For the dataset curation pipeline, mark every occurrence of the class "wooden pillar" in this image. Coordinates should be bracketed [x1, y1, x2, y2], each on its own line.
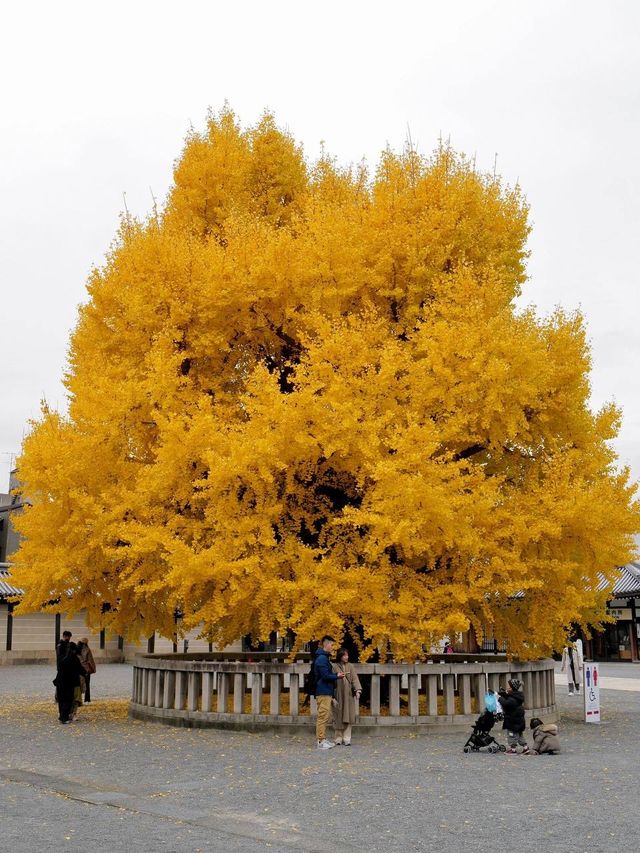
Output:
[251, 672, 263, 715]
[55, 613, 61, 646]
[289, 673, 300, 716]
[389, 675, 400, 716]
[629, 598, 639, 661]
[426, 674, 439, 716]
[269, 673, 282, 716]
[99, 628, 105, 650]
[370, 673, 381, 716]
[216, 672, 229, 712]
[201, 671, 214, 713]
[6, 602, 13, 651]
[443, 674, 455, 716]
[408, 674, 419, 716]
[163, 670, 176, 709]
[233, 673, 245, 714]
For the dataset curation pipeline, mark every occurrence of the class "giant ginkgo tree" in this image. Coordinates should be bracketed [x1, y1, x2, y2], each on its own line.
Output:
[11, 107, 639, 658]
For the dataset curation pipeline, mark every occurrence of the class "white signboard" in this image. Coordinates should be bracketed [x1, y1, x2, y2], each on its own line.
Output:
[583, 663, 600, 723]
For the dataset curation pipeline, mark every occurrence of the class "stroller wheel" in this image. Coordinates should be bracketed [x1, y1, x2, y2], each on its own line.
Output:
[463, 745, 473, 753]
[499, 744, 507, 752]
[489, 744, 498, 753]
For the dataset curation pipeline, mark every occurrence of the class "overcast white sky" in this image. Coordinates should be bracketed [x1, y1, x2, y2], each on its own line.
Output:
[1, 1, 639, 496]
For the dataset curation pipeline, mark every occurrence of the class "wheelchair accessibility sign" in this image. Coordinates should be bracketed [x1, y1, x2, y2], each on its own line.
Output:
[583, 663, 600, 723]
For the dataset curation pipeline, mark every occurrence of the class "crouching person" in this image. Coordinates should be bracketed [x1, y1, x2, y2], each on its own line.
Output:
[530, 718, 561, 754]
[314, 635, 345, 750]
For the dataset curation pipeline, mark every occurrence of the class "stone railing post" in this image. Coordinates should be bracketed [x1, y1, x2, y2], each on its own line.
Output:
[532, 670, 542, 709]
[131, 668, 138, 702]
[370, 673, 381, 716]
[175, 671, 188, 711]
[187, 671, 201, 711]
[141, 669, 149, 706]
[289, 672, 300, 716]
[148, 670, 157, 707]
[547, 668, 555, 708]
[163, 670, 176, 709]
[408, 673, 419, 716]
[459, 674, 472, 715]
[487, 672, 501, 694]
[233, 673, 246, 714]
[202, 671, 214, 713]
[426, 673, 438, 716]
[522, 670, 534, 710]
[443, 673, 455, 716]
[269, 673, 282, 716]
[389, 674, 400, 716]
[154, 670, 164, 709]
[251, 671, 263, 714]
[216, 672, 229, 712]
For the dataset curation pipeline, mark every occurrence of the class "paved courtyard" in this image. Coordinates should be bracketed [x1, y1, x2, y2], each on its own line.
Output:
[1, 663, 639, 853]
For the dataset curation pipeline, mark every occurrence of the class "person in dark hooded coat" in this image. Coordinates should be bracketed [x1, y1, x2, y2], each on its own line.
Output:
[498, 678, 529, 754]
[55, 642, 85, 724]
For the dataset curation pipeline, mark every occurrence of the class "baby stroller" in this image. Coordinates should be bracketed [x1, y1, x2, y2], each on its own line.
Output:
[463, 708, 507, 754]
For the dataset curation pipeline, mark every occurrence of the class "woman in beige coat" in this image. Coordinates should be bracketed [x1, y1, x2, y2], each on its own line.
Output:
[332, 648, 362, 745]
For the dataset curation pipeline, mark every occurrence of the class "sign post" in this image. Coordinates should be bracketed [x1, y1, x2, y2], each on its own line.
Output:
[583, 662, 600, 723]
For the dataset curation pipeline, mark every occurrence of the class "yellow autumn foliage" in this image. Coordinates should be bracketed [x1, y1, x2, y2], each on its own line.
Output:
[11, 107, 639, 659]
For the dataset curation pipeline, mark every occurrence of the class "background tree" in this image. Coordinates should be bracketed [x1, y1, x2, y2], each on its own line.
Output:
[11, 107, 639, 658]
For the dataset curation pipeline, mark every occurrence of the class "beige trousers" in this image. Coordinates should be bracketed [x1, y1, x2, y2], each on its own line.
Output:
[334, 723, 352, 744]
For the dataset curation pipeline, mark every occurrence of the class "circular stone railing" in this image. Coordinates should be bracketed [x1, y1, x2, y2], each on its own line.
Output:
[129, 655, 557, 734]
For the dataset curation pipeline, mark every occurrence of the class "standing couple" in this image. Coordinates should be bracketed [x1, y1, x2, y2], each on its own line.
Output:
[314, 635, 362, 750]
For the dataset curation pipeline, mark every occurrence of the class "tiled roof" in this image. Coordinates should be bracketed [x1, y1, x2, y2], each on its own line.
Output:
[1, 564, 638, 601]
[0, 569, 23, 598]
[610, 562, 640, 597]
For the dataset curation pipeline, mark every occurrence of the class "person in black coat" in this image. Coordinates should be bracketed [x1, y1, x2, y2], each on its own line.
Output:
[54, 642, 85, 724]
[498, 678, 530, 754]
[55, 631, 72, 667]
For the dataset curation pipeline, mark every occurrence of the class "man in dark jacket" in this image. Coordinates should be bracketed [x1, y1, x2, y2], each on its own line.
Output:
[498, 678, 529, 754]
[55, 631, 72, 667]
[55, 642, 85, 724]
[314, 635, 345, 749]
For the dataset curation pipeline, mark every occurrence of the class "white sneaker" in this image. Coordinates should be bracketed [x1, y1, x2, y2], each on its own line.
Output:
[317, 739, 335, 750]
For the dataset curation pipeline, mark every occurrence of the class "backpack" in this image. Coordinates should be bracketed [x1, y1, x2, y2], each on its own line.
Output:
[303, 661, 317, 701]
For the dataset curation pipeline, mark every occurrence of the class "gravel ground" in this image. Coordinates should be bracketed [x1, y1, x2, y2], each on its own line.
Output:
[1, 663, 639, 853]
